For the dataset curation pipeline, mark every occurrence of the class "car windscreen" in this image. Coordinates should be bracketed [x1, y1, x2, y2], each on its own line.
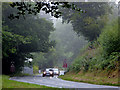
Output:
[53, 69, 58, 71]
[49, 69, 53, 71]
[46, 69, 49, 71]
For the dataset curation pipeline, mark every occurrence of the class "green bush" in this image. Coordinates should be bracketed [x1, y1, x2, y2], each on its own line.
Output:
[71, 53, 91, 72]
[97, 19, 120, 70]
[98, 20, 120, 57]
[106, 52, 120, 70]
[33, 65, 39, 74]
[70, 19, 119, 72]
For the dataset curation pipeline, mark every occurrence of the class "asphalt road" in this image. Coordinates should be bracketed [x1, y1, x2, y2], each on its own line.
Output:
[10, 75, 119, 89]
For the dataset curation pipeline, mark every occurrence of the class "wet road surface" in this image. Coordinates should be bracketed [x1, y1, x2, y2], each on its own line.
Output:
[10, 75, 119, 89]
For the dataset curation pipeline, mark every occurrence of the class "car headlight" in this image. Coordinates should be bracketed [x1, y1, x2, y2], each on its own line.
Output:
[50, 71, 53, 74]
[43, 72, 46, 74]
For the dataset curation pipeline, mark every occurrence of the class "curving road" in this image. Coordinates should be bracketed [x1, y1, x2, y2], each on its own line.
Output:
[10, 75, 119, 89]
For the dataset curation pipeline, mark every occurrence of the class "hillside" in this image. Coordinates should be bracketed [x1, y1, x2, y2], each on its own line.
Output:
[59, 19, 120, 86]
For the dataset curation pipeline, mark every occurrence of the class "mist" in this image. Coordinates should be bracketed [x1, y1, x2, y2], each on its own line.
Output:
[50, 18, 88, 67]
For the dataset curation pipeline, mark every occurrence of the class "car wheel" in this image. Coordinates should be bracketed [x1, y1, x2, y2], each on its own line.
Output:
[51, 74, 54, 77]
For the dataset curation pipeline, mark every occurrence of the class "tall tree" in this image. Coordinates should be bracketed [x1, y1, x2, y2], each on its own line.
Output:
[2, 3, 55, 74]
[60, 2, 111, 41]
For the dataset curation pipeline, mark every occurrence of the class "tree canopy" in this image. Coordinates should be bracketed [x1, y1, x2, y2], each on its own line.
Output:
[2, 2, 114, 74]
[2, 3, 55, 74]
[8, 2, 84, 19]
[60, 2, 111, 41]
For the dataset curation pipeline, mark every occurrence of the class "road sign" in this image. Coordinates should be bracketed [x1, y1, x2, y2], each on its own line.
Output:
[10, 64, 15, 73]
[63, 59, 67, 68]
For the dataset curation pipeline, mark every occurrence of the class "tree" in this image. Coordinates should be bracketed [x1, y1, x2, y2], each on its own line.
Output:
[2, 31, 31, 74]
[8, 2, 84, 20]
[98, 20, 120, 56]
[2, 3, 55, 74]
[60, 2, 111, 41]
[50, 20, 88, 66]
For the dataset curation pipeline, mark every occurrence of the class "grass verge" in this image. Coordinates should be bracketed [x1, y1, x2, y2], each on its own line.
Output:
[2, 75, 52, 88]
[59, 71, 120, 86]
[2, 75, 71, 90]
[0, 75, 2, 90]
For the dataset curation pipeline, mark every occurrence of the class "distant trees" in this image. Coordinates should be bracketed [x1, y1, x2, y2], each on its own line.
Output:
[60, 2, 111, 41]
[32, 48, 57, 70]
[31, 20, 88, 69]
[2, 3, 55, 74]
[51, 20, 88, 66]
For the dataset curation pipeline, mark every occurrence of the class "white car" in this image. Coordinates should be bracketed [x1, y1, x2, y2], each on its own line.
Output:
[43, 68, 54, 77]
[59, 70, 65, 75]
[52, 68, 60, 75]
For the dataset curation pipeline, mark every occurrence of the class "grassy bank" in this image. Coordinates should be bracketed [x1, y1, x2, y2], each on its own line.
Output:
[0, 75, 2, 90]
[2, 75, 52, 88]
[63, 19, 120, 86]
[59, 70, 119, 86]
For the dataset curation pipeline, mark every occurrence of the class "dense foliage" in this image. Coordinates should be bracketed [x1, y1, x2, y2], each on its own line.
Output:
[9, 2, 84, 19]
[2, 3, 55, 74]
[70, 19, 120, 72]
[60, 2, 111, 41]
[32, 20, 88, 69]
[2, 2, 119, 76]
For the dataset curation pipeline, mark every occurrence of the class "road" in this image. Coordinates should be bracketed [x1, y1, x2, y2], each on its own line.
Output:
[10, 75, 119, 89]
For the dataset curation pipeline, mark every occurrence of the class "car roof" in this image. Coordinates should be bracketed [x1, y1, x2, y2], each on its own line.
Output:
[52, 68, 58, 70]
[46, 68, 53, 71]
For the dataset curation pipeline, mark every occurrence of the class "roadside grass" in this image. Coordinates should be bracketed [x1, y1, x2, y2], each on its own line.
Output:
[59, 71, 120, 86]
[2, 75, 53, 88]
[2, 75, 76, 89]
[2, 75, 76, 90]
[0, 75, 2, 90]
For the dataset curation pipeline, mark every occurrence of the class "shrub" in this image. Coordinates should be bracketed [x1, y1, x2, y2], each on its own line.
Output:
[98, 20, 120, 57]
[71, 19, 119, 72]
[33, 65, 39, 74]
